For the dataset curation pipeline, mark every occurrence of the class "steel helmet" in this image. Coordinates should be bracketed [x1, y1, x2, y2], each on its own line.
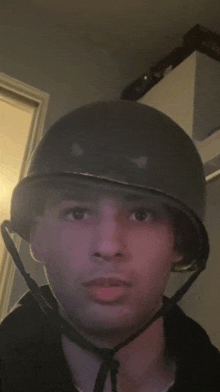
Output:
[10, 100, 209, 271]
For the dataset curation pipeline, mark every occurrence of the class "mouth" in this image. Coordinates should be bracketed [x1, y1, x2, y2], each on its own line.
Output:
[83, 277, 131, 303]
[83, 277, 131, 287]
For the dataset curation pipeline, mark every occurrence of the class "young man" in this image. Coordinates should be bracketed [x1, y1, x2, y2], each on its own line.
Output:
[0, 101, 220, 392]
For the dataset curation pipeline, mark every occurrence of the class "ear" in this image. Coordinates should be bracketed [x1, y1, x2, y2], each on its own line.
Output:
[29, 218, 45, 263]
[171, 249, 184, 264]
[29, 243, 43, 263]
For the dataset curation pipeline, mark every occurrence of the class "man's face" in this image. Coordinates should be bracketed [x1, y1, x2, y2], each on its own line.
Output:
[30, 181, 182, 340]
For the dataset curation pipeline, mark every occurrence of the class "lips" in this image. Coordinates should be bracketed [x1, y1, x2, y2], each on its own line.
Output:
[83, 277, 131, 287]
[83, 277, 131, 303]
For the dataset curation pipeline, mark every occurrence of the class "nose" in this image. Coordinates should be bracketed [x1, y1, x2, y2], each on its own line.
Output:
[91, 212, 126, 261]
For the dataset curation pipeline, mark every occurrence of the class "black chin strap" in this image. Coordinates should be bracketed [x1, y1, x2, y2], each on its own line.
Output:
[1, 220, 206, 392]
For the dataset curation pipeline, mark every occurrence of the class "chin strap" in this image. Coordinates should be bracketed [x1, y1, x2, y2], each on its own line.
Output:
[1, 220, 207, 392]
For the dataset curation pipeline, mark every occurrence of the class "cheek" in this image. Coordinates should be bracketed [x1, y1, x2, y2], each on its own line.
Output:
[127, 227, 175, 280]
[129, 225, 175, 258]
[35, 225, 93, 293]
[32, 222, 93, 263]
[57, 227, 93, 267]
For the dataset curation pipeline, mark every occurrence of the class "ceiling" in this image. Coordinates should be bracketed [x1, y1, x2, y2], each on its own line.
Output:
[2, 0, 220, 81]
[30, 1, 220, 47]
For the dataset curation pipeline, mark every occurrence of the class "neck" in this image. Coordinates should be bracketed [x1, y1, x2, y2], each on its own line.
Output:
[61, 317, 176, 392]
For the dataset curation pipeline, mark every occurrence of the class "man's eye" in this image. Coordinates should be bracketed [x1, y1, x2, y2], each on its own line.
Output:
[62, 207, 88, 221]
[130, 208, 154, 222]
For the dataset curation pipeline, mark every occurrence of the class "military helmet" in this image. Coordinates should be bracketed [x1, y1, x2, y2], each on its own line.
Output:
[10, 100, 209, 271]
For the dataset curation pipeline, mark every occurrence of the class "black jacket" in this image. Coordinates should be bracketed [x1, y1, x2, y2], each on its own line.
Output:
[1, 285, 220, 392]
